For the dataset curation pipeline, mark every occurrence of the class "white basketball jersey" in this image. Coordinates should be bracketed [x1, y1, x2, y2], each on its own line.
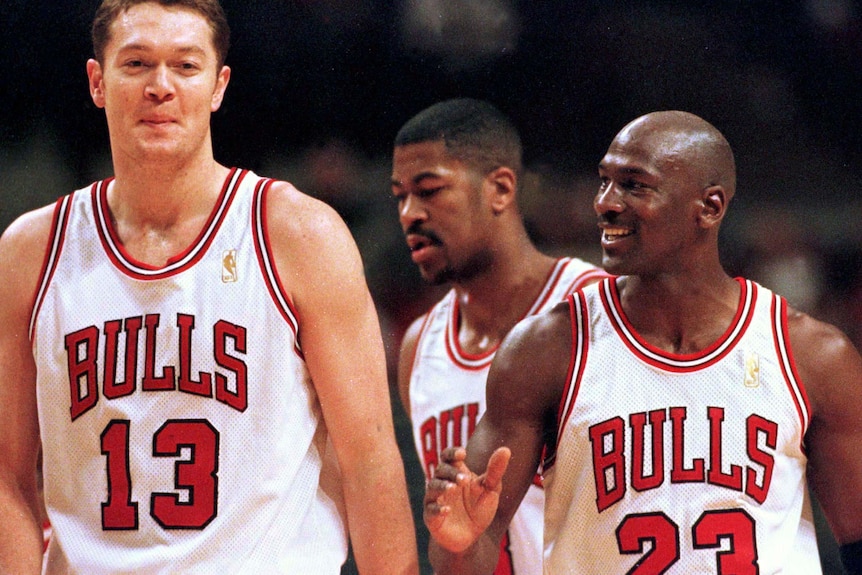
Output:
[544, 277, 820, 574]
[31, 169, 348, 574]
[408, 258, 606, 575]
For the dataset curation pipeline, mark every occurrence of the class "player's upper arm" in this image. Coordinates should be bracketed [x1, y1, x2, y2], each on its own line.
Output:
[397, 315, 427, 420]
[464, 301, 572, 540]
[0, 205, 55, 497]
[262, 181, 394, 464]
[787, 309, 862, 545]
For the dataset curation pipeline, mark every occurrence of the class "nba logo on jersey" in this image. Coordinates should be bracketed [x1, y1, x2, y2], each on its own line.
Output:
[744, 350, 760, 388]
[222, 249, 238, 283]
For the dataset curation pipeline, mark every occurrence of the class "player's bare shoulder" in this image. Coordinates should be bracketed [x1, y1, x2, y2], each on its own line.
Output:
[486, 299, 574, 419]
[785, 305, 862, 416]
[260, 180, 365, 308]
[0, 204, 59, 317]
[263, 180, 350, 244]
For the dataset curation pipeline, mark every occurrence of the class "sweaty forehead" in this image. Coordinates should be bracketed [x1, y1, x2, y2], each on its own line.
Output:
[108, 4, 214, 54]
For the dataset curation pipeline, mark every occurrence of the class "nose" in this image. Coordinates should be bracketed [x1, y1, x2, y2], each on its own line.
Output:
[145, 64, 175, 101]
[399, 194, 427, 229]
[594, 180, 624, 217]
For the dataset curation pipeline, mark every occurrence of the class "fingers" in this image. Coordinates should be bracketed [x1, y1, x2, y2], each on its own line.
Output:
[481, 447, 511, 492]
[422, 447, 472, 516]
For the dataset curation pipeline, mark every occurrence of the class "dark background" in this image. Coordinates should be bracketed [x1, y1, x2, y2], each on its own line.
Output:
[1, 1, 860, 573]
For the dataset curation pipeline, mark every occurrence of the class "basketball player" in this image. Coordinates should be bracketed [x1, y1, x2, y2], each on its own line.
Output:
[423, 111, 862, 573]
[0, 1, 418, 573]
[391, 99, 607, 574]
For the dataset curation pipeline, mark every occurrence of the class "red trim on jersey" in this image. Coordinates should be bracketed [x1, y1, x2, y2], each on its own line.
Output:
[546, 290, 589, 470]
[93, 168, 245, 279]
[770, 294, 812, 452]
[527, 258, 574, 315]
[444, 296, 496, 370]
[565, 267, 613, 295]
[251, 178, 303, 357]
[601, 277, 757, 372]
[444, 258, 591, 370]
[29, 195, 73, 341]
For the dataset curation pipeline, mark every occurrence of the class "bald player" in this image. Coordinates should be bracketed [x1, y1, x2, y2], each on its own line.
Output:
[423, 111, 862, 574]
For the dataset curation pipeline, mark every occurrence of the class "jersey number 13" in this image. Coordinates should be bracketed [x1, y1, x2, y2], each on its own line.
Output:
[100, 418, 219, 530]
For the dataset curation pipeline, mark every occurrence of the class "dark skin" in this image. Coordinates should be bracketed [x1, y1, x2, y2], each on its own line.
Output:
[391, 139, 560, 378]
[424, 111, 862, 574]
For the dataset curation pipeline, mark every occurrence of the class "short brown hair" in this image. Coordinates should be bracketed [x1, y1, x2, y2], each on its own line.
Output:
[92, 0, 230, 66]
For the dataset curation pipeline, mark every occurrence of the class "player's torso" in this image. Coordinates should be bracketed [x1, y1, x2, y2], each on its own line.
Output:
[543, 278, 820, 574]
[409, 257, 602, 575]
[32, 169, 346, 574]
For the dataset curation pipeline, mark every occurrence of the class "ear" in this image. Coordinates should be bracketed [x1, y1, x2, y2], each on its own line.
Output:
[486, 166, 517, 215]
[86, 59, 106, 109]
[211, 65, 231, 112]
[698, 184, 728, 229]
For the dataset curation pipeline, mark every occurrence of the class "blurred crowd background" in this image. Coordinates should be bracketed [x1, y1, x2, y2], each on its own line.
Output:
[1, 1, 860, 573]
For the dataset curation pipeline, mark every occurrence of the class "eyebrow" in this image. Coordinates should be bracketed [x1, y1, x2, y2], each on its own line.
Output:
[391, 171, 442, 187]
[117, 43, 209, 57]
[598, 161, 651, 177]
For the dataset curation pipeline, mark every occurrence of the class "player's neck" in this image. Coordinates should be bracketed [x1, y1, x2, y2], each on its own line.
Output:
[618, 270, 741, 355]
[454, 246, 556, 352]
[109, 153, 229, 228]
[105, 156, 230, 267]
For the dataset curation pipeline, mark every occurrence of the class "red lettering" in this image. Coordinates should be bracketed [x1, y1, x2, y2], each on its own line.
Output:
[214, 320, 247, 411]
[594, 407, 778, 512]
[420, 417, 439, 478]
[630, 409, 666, 492]
[450, 405, 466, 448]
[178, 313, 213, 398]
[466, 402, 479, 438]
[494, 530, 514, 575]
[745, 415, 777, 504]
[707, 406, 743, 491]
[142, 314, 175, 391]
[64, 314, 248, 420]
[590, 417, 626, 512]
[102, 317, 141, 400]
[438, 409, 452, 452]
[66, 326, 100, 420]
[670, 407, 705, 483]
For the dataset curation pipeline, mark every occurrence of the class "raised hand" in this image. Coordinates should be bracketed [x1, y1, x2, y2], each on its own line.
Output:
[424, 446, 511, 553]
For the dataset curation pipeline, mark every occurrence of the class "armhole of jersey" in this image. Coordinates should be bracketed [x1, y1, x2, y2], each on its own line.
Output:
[770, 293, 813, 452]
[251, 177, 303, 358]
[29, 194, 73, 341]
[545, 290, 590, 470]
[404, 310, 435, 418]
[409, 310, 435, 377]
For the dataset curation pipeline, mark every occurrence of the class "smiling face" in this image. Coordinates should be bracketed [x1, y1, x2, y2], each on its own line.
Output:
[391, 140, 497, 285]
[594, 115, 713, 278]
[86, 2, 230, 167]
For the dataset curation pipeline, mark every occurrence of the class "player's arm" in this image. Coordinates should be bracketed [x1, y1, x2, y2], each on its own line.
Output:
[0, 207, 55, 574]
[265, 182, 419, 575]
[397, 315, 426, 420]
[425, 303, 571, 575]
[787, 309, 862, 574]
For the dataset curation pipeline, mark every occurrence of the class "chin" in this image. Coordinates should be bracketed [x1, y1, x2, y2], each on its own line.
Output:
[602, 257, 640, 279]
[420, 266, 454, 286]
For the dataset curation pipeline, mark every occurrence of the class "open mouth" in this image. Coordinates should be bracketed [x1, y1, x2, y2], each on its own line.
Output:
[407, 234, 432, 252]
[601, 226, 634, 241]
[406, 233, 441, 263]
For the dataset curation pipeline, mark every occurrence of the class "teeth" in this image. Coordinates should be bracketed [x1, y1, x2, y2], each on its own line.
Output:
[604, 228, 632, 239]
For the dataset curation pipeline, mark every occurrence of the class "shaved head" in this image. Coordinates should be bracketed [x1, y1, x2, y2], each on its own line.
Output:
[615, 111, 736, 201]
